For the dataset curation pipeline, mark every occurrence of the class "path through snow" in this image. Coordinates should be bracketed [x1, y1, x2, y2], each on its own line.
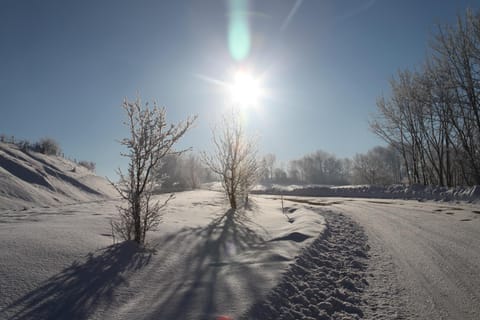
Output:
[244, 211, 369, 320]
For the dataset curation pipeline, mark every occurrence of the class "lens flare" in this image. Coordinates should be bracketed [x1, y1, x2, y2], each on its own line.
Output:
[228, 0, 250, 61]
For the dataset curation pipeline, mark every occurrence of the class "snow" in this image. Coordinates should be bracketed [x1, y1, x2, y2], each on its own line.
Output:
[0, 142, 116, 210]
[254, 183, 480, 203]
[2, 142, 480, 319]
[276, 196, 480, 319]
[0, 190, 325, 320]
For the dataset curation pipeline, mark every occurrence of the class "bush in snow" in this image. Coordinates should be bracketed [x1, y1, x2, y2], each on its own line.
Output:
[78, 160, 96, 172]
[34, 137, 61, 156]
[110, 97, 196, 245]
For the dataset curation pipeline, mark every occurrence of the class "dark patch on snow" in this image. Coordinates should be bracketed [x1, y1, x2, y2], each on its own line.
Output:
[441, 206, 464, 211]
[243, 212, 370, 320]
[286, 207, 298, 213]
[0, 154, 55, 191]
[460, 218, 472, 222]
[43, 166, 102, 196]
[366, 200, 392, 205]
[473, 210, 480, 214]
[285, 198, 343, 206]
[444, 212, 455, 215]
[269, 253, 291, 262]
[270, 232, 312, 243]
[100, 233, 113, 237]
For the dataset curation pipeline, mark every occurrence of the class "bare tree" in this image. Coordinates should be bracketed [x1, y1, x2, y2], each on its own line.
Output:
[110, 97, 196, 245]
[371, 9, 480, 186]
[202, 112, 259, 210]
[352, 146, 402, 185]
[263, 153, 276, 181]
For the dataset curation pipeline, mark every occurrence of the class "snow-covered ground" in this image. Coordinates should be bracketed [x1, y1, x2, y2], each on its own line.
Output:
[266, 195, 480, 319]
[2, 145, 480, 319]
[0, 190, 326, 320]
[3, 190, 479, 319]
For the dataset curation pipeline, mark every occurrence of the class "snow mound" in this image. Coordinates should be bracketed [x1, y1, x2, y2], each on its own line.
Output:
[0, 142, 116, 209]
[254, 183, 480, 203]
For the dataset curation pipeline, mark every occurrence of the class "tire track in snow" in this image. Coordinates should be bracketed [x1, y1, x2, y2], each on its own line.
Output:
[339, 200, 480, 320]
[242, 211, 370, 320]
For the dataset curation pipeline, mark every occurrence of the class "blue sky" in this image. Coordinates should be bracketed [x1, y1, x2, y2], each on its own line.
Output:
[1, 0, 478, 179]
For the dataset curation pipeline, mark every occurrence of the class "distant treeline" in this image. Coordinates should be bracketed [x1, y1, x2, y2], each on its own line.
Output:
[0, 134, 96, 172]
[258, 146, 403, 187]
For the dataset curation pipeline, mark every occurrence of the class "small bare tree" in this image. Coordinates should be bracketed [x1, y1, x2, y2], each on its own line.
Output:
[110, 97, 196, 245]
[202, 112, 259, 210]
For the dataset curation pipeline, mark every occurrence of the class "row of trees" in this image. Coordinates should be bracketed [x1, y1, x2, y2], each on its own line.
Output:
[258, 146, 403, 186]
[154, 145, 406, 190]
[371, 9, 480, 186]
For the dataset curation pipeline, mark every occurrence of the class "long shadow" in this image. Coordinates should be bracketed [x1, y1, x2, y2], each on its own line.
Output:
[3, 241, 152, 320]
[149, 207, 267, 319]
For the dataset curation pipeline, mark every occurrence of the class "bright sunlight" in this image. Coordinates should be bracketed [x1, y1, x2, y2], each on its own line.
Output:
[229, 70, 262, 107]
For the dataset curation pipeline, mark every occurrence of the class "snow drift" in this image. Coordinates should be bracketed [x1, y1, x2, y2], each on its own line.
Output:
[253, 183, 480, 203]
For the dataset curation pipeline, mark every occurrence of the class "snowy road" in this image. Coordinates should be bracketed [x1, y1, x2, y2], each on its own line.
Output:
[329, 198, 480, 319]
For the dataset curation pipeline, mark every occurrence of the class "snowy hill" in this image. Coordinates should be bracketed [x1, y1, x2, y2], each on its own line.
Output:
[0, 142, 116, 209]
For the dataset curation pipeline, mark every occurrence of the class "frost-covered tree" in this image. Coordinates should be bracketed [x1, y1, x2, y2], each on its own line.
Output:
[371, 9, 480, 186]
[202, 112, 259, 210]
[110, 97, 196, 245]
[34, 137, 61, 156]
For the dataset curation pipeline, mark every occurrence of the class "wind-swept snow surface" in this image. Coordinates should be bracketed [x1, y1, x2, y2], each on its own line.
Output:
[0, 191, 325, 320]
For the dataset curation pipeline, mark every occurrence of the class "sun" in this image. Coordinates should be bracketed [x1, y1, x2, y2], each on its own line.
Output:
[229, 70, 262, 107]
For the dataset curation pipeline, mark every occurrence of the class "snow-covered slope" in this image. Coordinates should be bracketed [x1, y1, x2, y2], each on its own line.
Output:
[0, 142, 116, 209]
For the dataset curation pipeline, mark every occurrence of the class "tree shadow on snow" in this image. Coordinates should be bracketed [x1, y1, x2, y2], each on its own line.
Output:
[4, 241, 152, 320]
[148, 207, 268, 319]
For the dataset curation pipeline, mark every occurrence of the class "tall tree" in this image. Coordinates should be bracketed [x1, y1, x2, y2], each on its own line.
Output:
[202, 112, 259, 210]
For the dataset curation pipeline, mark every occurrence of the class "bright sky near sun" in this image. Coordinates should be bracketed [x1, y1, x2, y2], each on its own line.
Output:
[0, 0, 478, 179]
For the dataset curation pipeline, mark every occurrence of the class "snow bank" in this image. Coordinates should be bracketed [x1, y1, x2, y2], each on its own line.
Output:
[254, 184, 480, 203]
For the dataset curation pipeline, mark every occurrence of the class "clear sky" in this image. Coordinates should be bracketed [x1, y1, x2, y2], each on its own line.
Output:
[1, 0, 478, 179]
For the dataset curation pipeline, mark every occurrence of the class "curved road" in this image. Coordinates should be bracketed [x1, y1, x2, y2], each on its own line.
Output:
[331, 198, 480, 319]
